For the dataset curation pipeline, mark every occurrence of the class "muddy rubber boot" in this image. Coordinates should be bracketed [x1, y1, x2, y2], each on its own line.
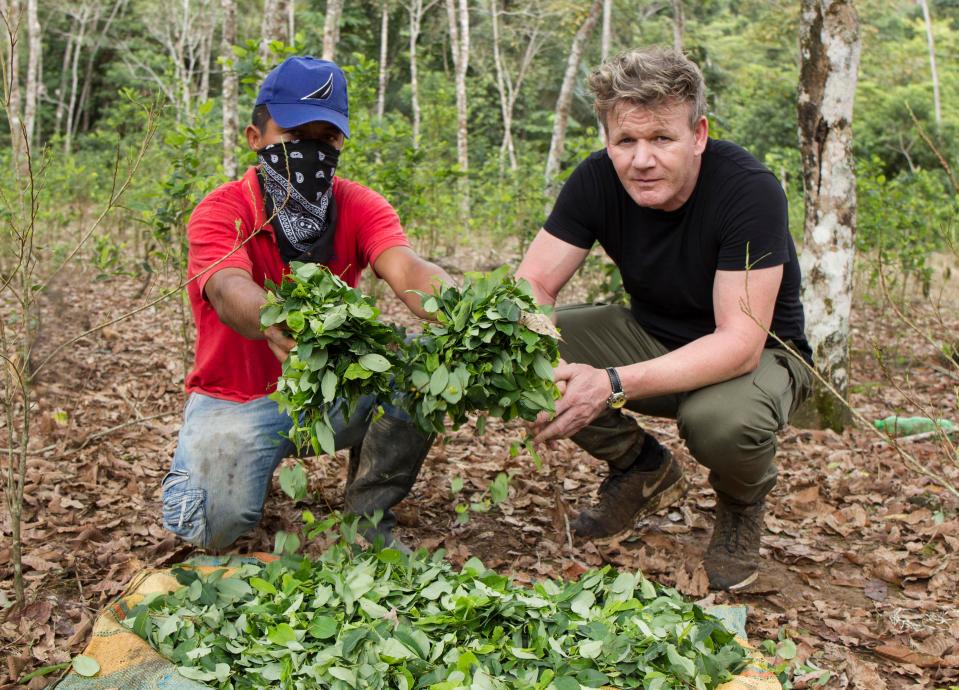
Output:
[570, 437, 688, 539]
[704, 495, 765, 591]
[344, 414, 433, 554]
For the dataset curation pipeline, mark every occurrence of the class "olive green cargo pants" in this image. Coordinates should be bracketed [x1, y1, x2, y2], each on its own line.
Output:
[557, 304, 812, 505]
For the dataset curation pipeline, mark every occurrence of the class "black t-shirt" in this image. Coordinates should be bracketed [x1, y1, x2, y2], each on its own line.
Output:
[544, 138, 812, 361]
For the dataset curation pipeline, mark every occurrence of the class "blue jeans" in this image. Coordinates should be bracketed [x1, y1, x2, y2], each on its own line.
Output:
[161, 392, 385, 550]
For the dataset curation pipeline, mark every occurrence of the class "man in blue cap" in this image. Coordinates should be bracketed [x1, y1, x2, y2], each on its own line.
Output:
[161, 56, 452, 552]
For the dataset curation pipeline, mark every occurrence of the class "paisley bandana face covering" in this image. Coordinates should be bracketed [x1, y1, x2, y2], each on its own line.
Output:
[257, 138, 341, 264]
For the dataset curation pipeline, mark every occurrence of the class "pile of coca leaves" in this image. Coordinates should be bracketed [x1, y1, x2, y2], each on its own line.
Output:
[122, 523, 749, 690]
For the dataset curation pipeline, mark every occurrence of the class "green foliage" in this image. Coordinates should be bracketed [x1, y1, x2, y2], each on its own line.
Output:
[402, 267, 561, 435]
[120, 525, 749, 689]
[857, 156, 958, 294]
[261, 263, 405, 456]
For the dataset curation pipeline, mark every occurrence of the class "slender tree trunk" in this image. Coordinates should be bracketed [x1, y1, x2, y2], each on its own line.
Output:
[53, 30, 73, 140]
[408, 0, 422, 149]
[23, 0, 38, 146]
[489, 0, 515, 171]
[221, 0, 238, 178]
[598, 0, 612, 144]
[64, 4, 89, 155]
[1, 0, 24, 170]
[671, 0, 684, 52]
[797, 0, 861, 431]
[917, 0, 941, 127]
[544, 0, 602, 196]
[322, 0, 343, 61]
[287, 0, 295, 43]
[198, 6, 215, 104]
[260, 0, 285, 65]
[601, 0, 611, 60]
[446, 0, 470, 223]
[376, 0, 388, 123]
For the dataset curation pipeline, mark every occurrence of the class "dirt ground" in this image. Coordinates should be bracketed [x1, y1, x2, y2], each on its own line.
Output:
[1, 248, 958, 689]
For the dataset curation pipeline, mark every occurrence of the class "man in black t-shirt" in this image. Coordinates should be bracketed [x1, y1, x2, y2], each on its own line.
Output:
[518, 47, 812, 591]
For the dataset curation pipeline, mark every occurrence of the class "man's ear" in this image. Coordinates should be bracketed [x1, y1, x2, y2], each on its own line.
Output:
[694, 116, 708, 154]
[245, 124, 262, 151]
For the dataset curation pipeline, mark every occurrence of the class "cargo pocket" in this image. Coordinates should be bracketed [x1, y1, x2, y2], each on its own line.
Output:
[161, 470, 207, 545]
[751, 353, 792, 431]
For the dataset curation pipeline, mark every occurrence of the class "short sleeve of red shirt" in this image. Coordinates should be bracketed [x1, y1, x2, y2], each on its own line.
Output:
[187, 175, 262, 298]
[327, 178, 410, 285]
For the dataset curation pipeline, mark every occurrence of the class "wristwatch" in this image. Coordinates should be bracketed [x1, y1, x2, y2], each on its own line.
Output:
[605, 367, 627, 409]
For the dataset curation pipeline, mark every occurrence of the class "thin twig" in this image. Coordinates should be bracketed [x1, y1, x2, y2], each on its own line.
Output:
[0, 410, 179, 456]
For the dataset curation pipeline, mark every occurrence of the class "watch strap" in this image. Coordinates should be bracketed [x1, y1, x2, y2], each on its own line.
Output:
[606, 367, 623, 395]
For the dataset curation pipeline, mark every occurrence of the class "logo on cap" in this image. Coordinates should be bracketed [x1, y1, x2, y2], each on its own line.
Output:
[301, 74, 335, 101]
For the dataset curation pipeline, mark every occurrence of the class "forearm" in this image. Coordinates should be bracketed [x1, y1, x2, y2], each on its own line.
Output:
[620, 330, 762, 400]
[396, 260, 454, 320]
[514, 270, 558, 310]
[207, 272, 269, 340]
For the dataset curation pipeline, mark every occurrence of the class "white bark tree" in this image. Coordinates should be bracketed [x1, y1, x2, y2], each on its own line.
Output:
[544, 0, 602, 196]
[671, 0, 684, 52]
[376, 0, 389, 123]
[447, 0, 470, 222]
[322, 0, 343, 61]
[0, 0, 24, 171]
[23, 0, 38, 146]
[798, 0, 861, 431]
[222, 0, 239, 178]
[260, 0, 288, 65]
[488, 0, 546, 170]
[404, 0, 438, 149]
[601, 0, 611, 60]
[916, 0, 941, 127]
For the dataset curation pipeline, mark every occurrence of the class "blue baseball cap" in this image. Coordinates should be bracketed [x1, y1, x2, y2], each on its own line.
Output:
[255, 56, 350, 138]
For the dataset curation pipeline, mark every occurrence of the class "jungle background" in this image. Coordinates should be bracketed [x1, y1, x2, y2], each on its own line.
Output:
[1, 0, 959, 688]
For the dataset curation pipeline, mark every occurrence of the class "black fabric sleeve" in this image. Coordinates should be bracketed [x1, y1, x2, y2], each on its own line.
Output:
[716, 171, 790, 271]
[542, 155, 606, 250]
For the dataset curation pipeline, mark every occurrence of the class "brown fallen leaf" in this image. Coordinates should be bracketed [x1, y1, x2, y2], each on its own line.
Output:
[873, 643, 942, 668]
[864, 579, 888, 602]
[845, 652, 888, 690]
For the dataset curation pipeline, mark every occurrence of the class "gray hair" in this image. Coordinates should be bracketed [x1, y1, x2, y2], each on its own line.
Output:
[587, 47, 706, 131]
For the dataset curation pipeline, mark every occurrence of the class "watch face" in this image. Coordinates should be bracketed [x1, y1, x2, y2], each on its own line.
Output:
[608, 392, 627, 409]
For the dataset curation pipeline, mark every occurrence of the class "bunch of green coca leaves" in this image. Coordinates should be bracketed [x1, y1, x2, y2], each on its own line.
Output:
[403, 266, 561, 435]
[260, 263, 560, 453]
[122, 520, 749, 690]
[260, 262, 405, 456]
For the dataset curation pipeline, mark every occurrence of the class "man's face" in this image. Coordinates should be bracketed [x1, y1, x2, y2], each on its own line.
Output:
[605, 100, 708, 212]
[246, 117, 345, 151]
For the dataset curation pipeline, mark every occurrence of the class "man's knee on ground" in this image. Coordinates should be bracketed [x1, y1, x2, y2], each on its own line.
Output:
[678, 396, 778, 470]
[161, 469, 264, 550]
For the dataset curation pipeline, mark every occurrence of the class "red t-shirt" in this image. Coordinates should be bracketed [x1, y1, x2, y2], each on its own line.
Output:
[185, 166, 410, 402]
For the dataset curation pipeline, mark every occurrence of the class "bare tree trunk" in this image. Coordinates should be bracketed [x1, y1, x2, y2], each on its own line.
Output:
[198, 7, 215, 103]
[53, 30, 73, 140]
[406, 0, 436, 149]
[260, 0, 285, 65]
[64, 4, 89, 155]
[287, 0, 295, 43]
[489, 0, 514, 170]
[601, 0, 611, 60]
[1, 0, 24, 170]
[376, 0, 389, 123]
[322, 0, 343, 61]
[446, 0, 469, 223]
[23, 0, 38, 146]
[671, 0, 684, 52]
[544, 0, 602, 196]
[797, 0, 861, 432]
[917, 0, 941, 127]
[221, 0, 238, 178]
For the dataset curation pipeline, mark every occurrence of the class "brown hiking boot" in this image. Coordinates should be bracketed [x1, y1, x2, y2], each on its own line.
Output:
[570, 444, 688, 539]
[704, 496, 765, 591]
